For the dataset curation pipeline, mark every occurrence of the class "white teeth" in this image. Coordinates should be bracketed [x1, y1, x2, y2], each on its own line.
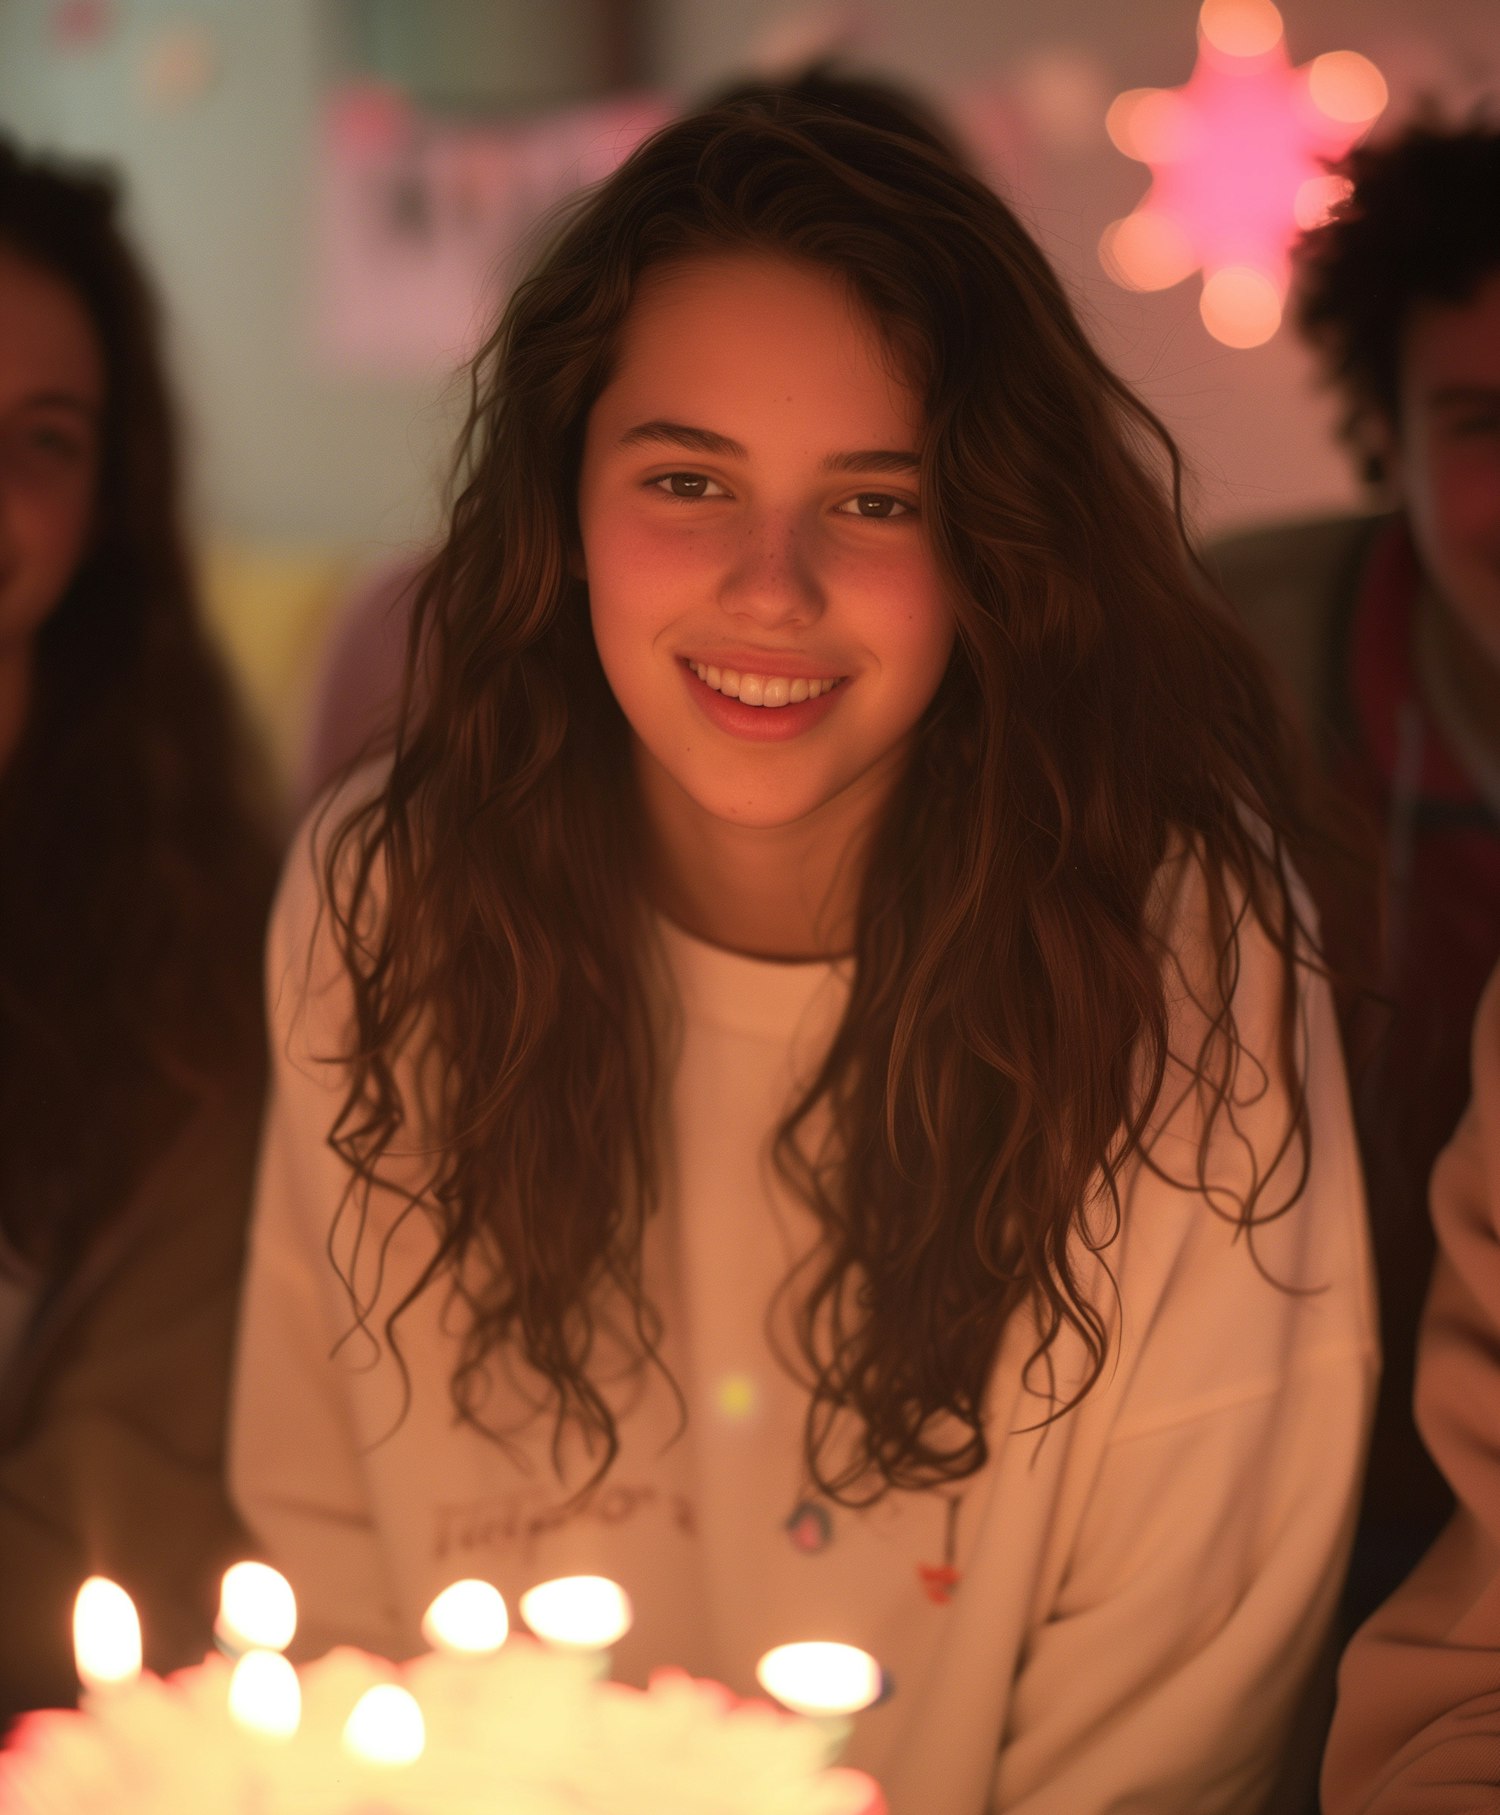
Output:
[688, 662, 841, 708]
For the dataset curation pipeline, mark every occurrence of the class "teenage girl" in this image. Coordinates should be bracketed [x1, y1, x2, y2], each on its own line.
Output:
[0, 137, 276, 1712]
[231, 84, 1376, 1813]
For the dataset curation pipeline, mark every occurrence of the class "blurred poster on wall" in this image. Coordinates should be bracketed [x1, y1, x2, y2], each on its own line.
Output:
[313, 83, 669, 374]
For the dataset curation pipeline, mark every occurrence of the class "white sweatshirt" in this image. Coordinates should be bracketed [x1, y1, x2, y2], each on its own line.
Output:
[230, 812, 1377, 1815]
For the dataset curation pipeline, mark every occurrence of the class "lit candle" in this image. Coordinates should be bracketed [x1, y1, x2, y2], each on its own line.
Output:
[73, 1577, 142, 1696]
[216, 1562, 297, 1657]
[518, 1574, 632, 1669]
[421, 1579, 509, 1655]
[406, 1579, 512, 1753]
[228, 1649, 302, 1741]
[755, 1641, 884, 1761]
[342, 1682, 426, 1767]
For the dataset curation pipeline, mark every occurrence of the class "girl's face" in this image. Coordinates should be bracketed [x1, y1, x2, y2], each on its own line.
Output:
[0, 247, 103, 653]
[577, 253, 955, 844]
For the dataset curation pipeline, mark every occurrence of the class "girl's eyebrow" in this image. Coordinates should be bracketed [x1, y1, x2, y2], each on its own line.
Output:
[823, 447, 920, 475]
[618, 418, 919, 473]
[619, 419, 743, 457]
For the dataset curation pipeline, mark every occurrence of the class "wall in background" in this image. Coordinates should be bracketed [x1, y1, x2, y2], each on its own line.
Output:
[0, 1, 464, 554]
[1, 0, 1495, 560]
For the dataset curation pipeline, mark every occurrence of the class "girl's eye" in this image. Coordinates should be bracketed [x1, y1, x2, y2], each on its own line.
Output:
[0, 419, 94, 480]
[29, 427, 85, 461]
[836, 492, 915, 520]
[650, 472, 727, 500]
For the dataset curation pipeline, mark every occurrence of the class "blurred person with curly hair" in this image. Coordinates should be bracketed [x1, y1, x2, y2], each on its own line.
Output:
[1212, 118, 1500, 1645]
[0, 136, 277, 1715]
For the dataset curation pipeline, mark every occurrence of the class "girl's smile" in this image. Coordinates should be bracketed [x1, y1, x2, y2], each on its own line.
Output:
[679, 655, 847, 742]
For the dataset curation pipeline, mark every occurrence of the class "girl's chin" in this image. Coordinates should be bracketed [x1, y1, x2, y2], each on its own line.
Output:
[676, 789, 844, 834]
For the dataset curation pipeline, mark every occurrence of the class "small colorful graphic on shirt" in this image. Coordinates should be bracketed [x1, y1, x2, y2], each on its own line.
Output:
[917, 1494, 964, 1602]
[917, 1563, 961, 1605]
[784, 1501, 833, 1554]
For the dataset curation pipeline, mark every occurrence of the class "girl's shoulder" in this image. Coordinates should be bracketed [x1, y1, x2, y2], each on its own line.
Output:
[1117, 820, 1372, 1323]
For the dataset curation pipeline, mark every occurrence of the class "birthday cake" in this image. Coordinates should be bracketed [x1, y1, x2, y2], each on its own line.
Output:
[0, 1583, 886, 1815]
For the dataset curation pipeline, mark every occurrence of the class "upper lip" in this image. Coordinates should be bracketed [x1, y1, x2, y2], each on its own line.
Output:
[681, 651, 847, 680]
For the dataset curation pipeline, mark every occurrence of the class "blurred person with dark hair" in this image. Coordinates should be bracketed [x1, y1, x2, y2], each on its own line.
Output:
[1211, 118, 1500, 1631]
[0, 137, 277, 1715]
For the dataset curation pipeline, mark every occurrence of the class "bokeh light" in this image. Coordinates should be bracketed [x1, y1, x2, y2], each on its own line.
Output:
[1307, 51, 1388, 124]
[756, 1642, 884, 1718]
[1105, 88, 1190, 164]
[73, 1578, 142, 1692]
[1098, 212, 1198, 291]
[1198, 0, 1284, 59]
[519, 1575, 633, 1650]
[1293, 172, 1353, 230]
[1102, 9, 1384, 348]
[1199, 266, 1283, 347]
[227, 1650, 302, 1740]
[421, 1580, 510, 1655]
[716, 1372, 760, 1421]
[342, 1684, 425, 1765]
[1010, 48, 1111, 156]
[217, 1562, 297, 1654]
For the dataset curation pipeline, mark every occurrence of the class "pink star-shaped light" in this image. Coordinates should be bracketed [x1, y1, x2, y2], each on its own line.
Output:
[1101, 0, 1386, 346]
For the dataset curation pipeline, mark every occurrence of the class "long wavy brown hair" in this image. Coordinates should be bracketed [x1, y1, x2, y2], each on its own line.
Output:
[0, 138, 276, 1273]
[326, 87, 1326, 1503]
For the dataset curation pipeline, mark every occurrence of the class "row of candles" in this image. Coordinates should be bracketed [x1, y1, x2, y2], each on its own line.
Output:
[71, 1566, 884, 1767]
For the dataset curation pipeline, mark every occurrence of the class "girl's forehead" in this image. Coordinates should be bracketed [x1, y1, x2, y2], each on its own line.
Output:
[596, 251, 922, 435]
[0, 246, 104, 407]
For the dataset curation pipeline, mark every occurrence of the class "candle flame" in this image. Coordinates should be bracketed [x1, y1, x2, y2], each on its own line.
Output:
[217, 1561, 297, 1654]
[421, 1579, 509, 1654]
[755, 1642, 883, 1718]
[342, 1683, 425, 1766]
[73, 1578, 142, 1692]
[518, 1575, 632, 1650]
[228, 1649, 301, 1740]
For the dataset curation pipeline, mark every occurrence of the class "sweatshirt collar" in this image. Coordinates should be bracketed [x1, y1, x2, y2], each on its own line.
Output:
[652, 912, 852, 1045]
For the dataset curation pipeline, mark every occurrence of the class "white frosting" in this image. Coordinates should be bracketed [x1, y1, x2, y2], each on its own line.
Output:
[0, 1639, 883, 1815]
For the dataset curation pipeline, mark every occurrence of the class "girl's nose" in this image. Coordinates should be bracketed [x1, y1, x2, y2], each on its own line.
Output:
[718, 512, 825, 625]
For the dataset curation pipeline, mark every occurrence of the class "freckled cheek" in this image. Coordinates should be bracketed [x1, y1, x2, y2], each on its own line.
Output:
[585, 510, 725, 600]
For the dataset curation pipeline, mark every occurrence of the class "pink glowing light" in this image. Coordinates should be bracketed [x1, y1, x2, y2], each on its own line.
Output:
[1306, 51, 1388, 125]
[1293, 172, 1353, 230]
[1199, 0, 1284, 61]
[1101, 2, 1385, 346]
[1200, 267, 1283, 347]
